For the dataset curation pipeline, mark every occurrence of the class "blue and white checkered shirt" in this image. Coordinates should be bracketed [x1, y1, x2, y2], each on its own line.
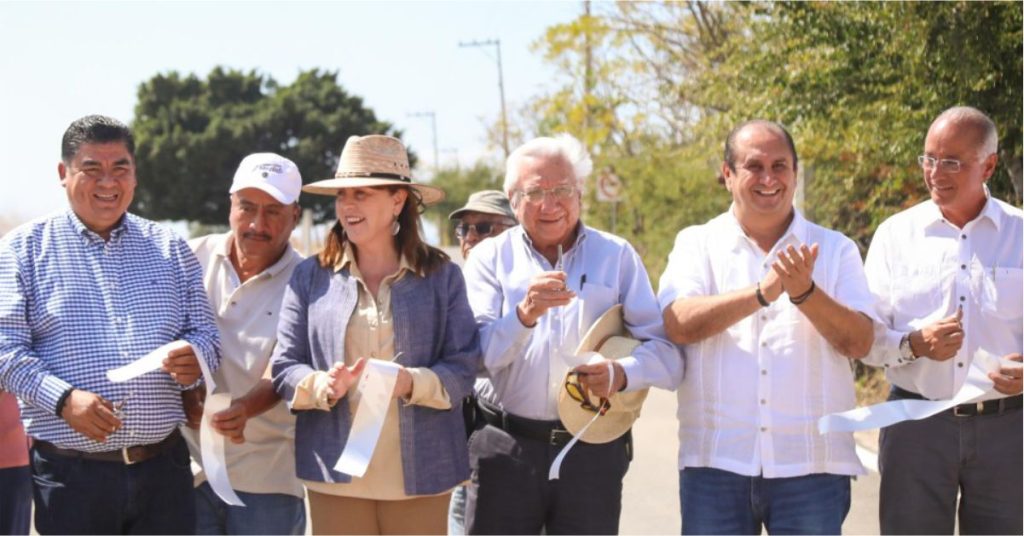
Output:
[0, 210, 220, 452]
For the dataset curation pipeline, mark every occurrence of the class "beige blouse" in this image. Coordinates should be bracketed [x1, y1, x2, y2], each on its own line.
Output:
[292, 245, 451, 499]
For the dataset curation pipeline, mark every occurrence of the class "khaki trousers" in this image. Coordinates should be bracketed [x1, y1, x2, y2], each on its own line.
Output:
[307, 489, 451, 535]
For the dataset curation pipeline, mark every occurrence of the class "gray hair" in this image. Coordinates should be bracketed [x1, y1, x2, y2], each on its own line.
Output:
[930, 106, 998, 157]
[503, 134, 593, 196]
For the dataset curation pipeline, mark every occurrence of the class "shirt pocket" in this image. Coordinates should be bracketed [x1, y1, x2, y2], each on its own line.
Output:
[578, 282, 618, 335]
[983, 267, 1023, 322]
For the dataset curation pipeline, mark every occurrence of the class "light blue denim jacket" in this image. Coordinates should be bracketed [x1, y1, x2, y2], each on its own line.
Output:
[271, 257, 479, 495]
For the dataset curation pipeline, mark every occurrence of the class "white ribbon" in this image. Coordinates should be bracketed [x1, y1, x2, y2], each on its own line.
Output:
[818, 349, 1017, 434]
[548, 360, 613, 480]
[334, 360, 402, 477]
[200, 393, 245, 506]
[107, 341, 238, 505]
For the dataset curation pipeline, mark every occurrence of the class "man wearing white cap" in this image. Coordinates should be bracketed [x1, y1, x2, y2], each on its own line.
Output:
[182, 153, 306, 535]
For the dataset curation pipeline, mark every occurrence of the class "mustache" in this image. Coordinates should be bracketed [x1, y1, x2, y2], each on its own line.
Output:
[242, 232, 272, 241]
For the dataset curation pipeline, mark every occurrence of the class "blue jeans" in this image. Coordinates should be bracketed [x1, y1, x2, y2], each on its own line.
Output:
[679, 467, 850, 535]
[0, 465, 32, 535]
[30, 436, 195, 534]
[195, 481, 305, 535]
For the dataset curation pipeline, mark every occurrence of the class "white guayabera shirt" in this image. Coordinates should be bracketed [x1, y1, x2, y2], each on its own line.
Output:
[658, 207, 873, 478]
[863, 197, 1023, 400]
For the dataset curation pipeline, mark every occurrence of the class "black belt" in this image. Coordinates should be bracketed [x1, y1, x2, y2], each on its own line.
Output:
[477, 399, 573, 446]
[34, 428, 182, 465]
[891, 385, 1023, 417]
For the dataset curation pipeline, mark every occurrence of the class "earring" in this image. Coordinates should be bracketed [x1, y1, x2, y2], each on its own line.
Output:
[392, 218, 401, 236]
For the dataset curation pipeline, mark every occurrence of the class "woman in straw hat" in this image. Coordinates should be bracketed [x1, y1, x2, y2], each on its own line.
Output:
[270, 135, 479, 535]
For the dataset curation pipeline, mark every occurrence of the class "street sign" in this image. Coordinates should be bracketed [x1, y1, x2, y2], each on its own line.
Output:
[596, 167, 623, 203]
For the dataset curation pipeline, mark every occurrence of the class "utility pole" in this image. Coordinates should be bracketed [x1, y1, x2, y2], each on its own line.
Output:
[458, 38, 510, 159]
[408, 111, 438, 173]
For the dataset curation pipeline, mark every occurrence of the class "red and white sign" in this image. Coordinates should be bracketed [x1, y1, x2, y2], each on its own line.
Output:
[595, 168, 623, 203]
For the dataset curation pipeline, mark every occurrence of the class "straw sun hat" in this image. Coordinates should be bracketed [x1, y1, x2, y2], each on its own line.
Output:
[302, 135, 445, 205]
[557, 304, 650, 444]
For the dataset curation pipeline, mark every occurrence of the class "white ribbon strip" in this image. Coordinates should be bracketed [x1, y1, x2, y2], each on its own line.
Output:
[107, 340, 236, 504]
[200, 393, 245, 506]
[549, 360, 613, 480]
[819, 349, 1017, 434]
[334, 360, 402, 477]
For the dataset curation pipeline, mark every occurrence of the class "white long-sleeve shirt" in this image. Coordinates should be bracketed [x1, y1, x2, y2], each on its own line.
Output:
[658, 208, 873, 478]
[463, 224, 683, 421]
[863, 197, 1023, 399]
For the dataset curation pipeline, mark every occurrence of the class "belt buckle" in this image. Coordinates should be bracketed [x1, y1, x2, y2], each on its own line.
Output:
[121, 447, 139, 465]
[550, 429, 571, 445]
[953, 402, 984, 417]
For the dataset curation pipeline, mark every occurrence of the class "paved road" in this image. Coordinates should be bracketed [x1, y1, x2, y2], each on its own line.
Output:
[620, 388, 881, 535]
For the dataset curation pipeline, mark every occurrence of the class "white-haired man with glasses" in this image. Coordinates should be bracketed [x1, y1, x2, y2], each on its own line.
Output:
[863, 106, 1022, 534]
[461, 134, 682, 534]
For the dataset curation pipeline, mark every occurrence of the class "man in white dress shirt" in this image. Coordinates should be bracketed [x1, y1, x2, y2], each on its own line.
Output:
[462, 134, 682, 534]
[659, 120, 875, 535]
[863, 106, 1022, 535]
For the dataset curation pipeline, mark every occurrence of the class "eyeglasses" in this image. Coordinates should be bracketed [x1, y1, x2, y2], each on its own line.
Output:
[565, 372, 611, 416]
[513, 185, 577, 205]
[454, 222, 506, 239]
[918, 155, 963, 174]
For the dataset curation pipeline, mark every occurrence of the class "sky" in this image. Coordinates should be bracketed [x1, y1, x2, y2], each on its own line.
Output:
[0, 1, 581, 229]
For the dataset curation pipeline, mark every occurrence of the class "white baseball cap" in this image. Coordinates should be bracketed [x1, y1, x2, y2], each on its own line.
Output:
[229, 153, 302, 204]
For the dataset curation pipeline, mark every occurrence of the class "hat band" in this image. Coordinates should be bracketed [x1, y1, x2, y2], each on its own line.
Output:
[334, 171, 412, 183]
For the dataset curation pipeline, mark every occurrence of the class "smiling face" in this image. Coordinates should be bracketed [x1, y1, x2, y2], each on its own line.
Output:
[923, 118, 996, 227]
[510, 155, 581, 254]
[58, 141, 137, 239]
[334, 186, 408, 250]
[229, 188, 300, 270]
[722, 124, 797, 229]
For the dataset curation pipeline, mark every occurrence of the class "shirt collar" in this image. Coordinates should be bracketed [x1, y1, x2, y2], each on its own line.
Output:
[65, 208, 129, 244]
[922, 190, 1003, 232]
[221, 232, 300, 279]
[516, 221, 588, 264]
[723, 205, 807, 253]
[335, 242, 417, 279]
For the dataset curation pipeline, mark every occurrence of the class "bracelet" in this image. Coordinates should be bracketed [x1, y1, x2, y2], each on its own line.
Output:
[54, 387, 75, 418]
[789, 281, 816, 305]
[755, 283, 770, 307]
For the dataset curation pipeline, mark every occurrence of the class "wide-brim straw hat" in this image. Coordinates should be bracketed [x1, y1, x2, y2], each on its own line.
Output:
[557, 304, 650, 444]
[302, 135, 445, 205]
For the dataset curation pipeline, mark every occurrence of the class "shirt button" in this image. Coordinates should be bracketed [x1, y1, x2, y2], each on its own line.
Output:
[961, 234, 967, 240]
[760, 427, 768, 432]
[761, 369, 768, 376]
[958, 362, 964, 368]
[761, 341, 767, 347]
[230, 301, 237, 306]
[760, 399, 767, 405]
[761, 315, 768, 321]
[960, 296, 965, 302]
[961, 264, 967, 270]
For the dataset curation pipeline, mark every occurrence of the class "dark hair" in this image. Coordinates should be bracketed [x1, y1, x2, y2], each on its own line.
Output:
[61, 115, 135, 164]
[318, 186, 449, 275]
[723, 120, 798, 173]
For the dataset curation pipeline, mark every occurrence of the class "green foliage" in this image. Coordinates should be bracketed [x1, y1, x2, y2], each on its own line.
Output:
[426, 162, 504, 245]
[131, 67, 404, 224]
[528, 1, 1022, 265]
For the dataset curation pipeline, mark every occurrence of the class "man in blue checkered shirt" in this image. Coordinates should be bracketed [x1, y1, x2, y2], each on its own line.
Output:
[0, 115, 221, 534]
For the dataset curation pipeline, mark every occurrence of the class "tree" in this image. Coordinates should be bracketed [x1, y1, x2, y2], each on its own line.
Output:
[131, 67, 405, 224]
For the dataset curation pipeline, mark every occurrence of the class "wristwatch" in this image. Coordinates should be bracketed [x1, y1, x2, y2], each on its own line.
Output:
[898, 332, 918, 363]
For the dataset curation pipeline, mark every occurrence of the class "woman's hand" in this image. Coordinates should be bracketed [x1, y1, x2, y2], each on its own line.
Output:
[393, 367, 413, 400]
[326, 358, 367, 403]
